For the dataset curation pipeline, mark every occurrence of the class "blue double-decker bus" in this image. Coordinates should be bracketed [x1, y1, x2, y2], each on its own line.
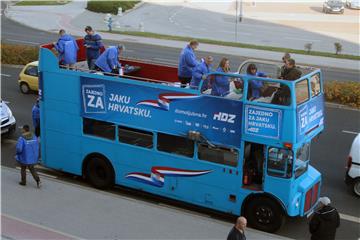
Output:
[39, 41, 325, 232]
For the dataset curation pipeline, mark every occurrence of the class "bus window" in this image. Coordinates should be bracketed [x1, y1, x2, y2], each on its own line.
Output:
[83, 118, 115, 140]
[157, 133, 194, 158]
[118, 126, 153, 149]
[267, 147, 293, 178]
[310, 74, 321, 97]
[296, 79, 309, 104]
[295, 143, 310, 178]
[198, 143, 238, 167]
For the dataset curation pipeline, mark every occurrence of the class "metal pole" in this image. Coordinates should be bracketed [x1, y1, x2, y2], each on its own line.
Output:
[235, 0, 238, 42]
[239, 0, 243, 22]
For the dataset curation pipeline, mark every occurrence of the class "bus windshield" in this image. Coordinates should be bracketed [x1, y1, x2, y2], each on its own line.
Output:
[295, 143, 310, 178]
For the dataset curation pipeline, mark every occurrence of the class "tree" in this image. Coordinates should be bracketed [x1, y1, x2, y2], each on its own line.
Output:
[334, 42, 342, 55]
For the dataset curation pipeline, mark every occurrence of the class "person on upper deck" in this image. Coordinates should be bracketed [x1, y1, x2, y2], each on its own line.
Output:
[280, 58, 302, 81]
[95, 44, 124, 75]
[84, 26, 103, 70]
[211, 58, 231, 97]
[53, 29, 78, 69]
[190, 56, 213, 92]
[280, 52, 291, 78]
[246, 64, 267, 100]
[178, 40, 199, 87]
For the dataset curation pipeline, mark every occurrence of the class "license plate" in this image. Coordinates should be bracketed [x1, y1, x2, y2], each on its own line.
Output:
[1, 128, 9, 134]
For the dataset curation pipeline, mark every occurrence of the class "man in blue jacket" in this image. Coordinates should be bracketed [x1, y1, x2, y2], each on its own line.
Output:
[95, 44, 124, 75]
[53, 29, 79, 69]
[84, 26, 103, 70]
[190, 56, 213, 92]
[16, 125, 41, 187]
[32, 99, 40, 137]
[178, 40, 199, 87]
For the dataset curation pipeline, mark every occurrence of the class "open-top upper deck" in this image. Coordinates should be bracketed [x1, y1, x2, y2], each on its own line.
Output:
[39, 39, 325, 149]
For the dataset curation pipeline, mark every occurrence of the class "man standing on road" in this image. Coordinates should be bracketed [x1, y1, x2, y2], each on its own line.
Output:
[227, 216, 247, 240]
[309, 196, 340, 240]
[53, 29, 79, 69]
[178, 40, 199, 87]
[32, 99, 40, 137]
[16, 125, 41, 188]
[84, 26, 103, 70]
[95, 44, 124, 75]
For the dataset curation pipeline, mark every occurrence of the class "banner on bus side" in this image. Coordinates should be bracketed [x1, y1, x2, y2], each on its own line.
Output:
[80, 77, 243, 147]
[296, 96, 324, 140]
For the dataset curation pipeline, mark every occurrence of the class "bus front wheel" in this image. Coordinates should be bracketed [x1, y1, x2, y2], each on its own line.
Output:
[244, 196, 285, 233]
[86, 155, 114, 190]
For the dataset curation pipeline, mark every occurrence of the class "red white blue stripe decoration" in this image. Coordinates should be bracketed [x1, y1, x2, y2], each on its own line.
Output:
[126, 166, 212, 187]
[136, 93, 200, 110]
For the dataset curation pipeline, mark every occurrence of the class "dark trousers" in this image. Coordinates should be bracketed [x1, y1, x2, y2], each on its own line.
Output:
[34, 126, 40, 137]
[20, 164, 40, 184]
[87, 58, 96, 70]
[178, 76, 192, 88]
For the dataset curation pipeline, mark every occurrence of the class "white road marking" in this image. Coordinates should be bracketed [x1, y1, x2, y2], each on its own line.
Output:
[339, 213, 360, 223]
[6, 39, 40, 45]
[1, 139, 17, 144]
[1, 73, 11, 77]
[342, 130, 359, 135]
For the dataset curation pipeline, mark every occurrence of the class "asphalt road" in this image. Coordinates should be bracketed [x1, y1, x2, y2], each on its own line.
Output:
[1, 10, 359, 83]
[1, 65, 359, 240]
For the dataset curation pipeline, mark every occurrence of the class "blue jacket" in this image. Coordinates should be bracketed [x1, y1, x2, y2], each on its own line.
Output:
[54, 34, 79, 65]
[178, 45, 198, 78]
[211, 67, 230, 97]
[84, 33, 103, 59]
[16, 132, 39, 165]
[248, 71, 266, 99]
[32, 103, 40, 129]
[95, 46, 121, 73]
[190, 61, 211, 91]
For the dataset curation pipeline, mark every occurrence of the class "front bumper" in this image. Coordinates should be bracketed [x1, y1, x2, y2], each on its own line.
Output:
[1, 116, 16, 135]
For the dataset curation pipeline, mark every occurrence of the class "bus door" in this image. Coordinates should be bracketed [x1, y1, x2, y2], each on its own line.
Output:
[242, 142, 265, 190]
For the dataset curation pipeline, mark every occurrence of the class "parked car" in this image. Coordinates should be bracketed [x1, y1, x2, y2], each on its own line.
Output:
[323, 0, 345, 13]
[345, 134, 360, 197]
[346, 0, 360, 9]
[18, 61, 39, 94]
[1, 100, 16, 137]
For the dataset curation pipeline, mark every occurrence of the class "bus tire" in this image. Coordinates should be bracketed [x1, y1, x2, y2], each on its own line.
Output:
[19, 82, 30, 94]
[85, 155, 114, 190]
[244, 195, 285, 233]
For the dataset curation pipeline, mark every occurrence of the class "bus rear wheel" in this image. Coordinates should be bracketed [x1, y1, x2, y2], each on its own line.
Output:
[86, 156, 114, 190]
[244, 196, 284, 233]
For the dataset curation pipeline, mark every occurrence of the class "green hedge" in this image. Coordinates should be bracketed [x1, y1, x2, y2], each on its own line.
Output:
[325, 81, 360, 108]
[86, 1, 140, 15]
[1, 44, 39, 65]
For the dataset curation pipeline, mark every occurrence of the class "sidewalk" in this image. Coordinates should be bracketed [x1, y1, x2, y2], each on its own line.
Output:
[4, 1, 359, 70]
[1, 167, 292, 239]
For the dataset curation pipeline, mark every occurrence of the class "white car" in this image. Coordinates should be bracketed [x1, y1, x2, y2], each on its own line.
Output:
[1, 100, 16, 137]
[346, 0, 360, 9]
[345, 134, 360, 196]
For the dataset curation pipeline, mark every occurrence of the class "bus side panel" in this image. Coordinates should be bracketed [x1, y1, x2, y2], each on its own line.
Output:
[42, 71, 82, 174]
